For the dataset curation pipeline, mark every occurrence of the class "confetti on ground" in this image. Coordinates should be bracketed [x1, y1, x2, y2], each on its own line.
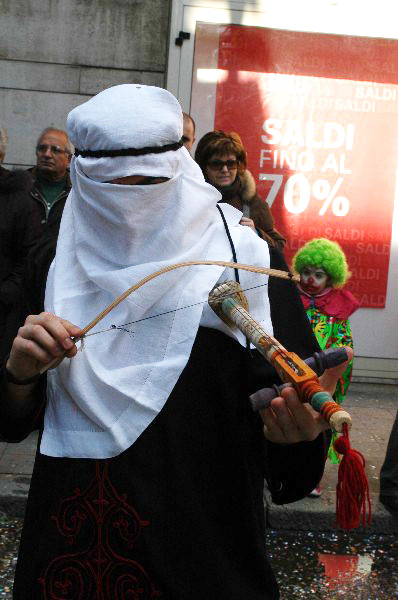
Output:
[0, 516, 396, 599]
[266, 529, 398, 599]
[0, 517, 22, 599]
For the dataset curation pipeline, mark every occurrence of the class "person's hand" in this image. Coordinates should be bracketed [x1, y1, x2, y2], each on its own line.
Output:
[260, 347, 353, 444]
[318, 346, 353, 395]
[239, 217, 256, 232]
[6, 312, 82, 382]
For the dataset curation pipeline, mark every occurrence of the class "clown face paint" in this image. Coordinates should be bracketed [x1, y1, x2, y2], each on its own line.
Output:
[300, 266, 330, 296]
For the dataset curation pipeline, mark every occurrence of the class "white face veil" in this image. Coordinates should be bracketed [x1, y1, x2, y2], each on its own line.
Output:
[42, 84, 272, 458]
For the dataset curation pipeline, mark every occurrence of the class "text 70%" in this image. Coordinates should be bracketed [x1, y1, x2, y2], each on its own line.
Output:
[261, 173, 350, 217]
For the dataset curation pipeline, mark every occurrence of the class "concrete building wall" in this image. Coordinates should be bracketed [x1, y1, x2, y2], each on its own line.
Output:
[0, 0, 171, 167]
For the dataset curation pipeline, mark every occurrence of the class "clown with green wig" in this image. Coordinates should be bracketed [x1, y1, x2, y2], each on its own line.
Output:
[292, 238, 359, 469]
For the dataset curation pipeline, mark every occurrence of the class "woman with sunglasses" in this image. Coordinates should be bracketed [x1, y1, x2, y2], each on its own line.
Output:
[195, 130, 286, 249]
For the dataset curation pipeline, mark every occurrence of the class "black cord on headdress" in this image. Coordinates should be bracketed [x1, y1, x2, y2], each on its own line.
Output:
[74, 139, 184, 158]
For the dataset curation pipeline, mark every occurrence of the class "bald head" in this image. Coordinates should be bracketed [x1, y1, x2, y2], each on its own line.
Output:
[36, 128, 72, 181]
[182, 113, 196, 152]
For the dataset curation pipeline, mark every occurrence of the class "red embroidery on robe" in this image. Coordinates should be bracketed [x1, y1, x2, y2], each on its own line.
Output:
[38, 461, 162, 599]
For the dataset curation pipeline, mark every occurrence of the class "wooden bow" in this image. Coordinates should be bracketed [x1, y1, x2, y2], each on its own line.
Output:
[78, 260, 298, 338]
[39, 260, 298, 374]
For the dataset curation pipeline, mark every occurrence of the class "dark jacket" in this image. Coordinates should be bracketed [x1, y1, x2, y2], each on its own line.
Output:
[22, 168, 71, 315]
[218, 170, 286, 250]
[0, 167, 38, 362]
[28, 167, 71, 239]
[23, 227, 59, 315]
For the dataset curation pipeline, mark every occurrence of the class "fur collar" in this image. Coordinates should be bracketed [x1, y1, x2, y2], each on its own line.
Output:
[240, 169, 257, 203]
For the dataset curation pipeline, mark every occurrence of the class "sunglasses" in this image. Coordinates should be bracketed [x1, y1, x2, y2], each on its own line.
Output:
[36, 144, 70, 155]
[207, 159, 238, 171]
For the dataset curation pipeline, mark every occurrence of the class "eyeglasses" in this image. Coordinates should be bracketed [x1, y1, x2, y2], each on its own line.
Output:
[207, 159, 238, 171]
[36, 144, 69, 155]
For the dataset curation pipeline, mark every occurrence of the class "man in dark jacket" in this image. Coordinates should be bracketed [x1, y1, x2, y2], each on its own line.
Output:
[22, 128, 72, 315]
[0, 129, 38, 363]
[29, 127, 72, 239]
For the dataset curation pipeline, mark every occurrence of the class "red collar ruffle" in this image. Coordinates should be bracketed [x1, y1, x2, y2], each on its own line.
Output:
[299, 287, 360, 320]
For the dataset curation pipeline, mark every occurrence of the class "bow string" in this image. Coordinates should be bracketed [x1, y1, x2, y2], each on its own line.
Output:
[78, 260, 298, 338]
[40, 260, 298, 374]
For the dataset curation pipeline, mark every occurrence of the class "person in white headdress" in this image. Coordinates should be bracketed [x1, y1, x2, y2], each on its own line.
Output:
[3, 85, 349, 599]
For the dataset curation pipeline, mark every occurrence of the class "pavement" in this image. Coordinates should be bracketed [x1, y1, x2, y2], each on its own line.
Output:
[0, 382, 397, 533]
[265, 381, 398, 534]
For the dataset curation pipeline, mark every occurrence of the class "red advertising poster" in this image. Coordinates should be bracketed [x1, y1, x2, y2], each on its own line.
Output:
[213, 26, 398, 307]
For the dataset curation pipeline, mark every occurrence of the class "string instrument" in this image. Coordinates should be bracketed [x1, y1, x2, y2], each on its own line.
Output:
[208, 280, 371, 530]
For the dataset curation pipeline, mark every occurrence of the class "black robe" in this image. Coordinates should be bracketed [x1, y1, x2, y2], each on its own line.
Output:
[2, 248, 324, 599]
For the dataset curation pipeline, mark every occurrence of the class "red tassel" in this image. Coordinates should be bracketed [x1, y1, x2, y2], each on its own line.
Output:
[334, 423, 372, 530]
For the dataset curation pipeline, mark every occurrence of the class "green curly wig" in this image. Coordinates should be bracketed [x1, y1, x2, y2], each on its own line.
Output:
[292, 238, 350, 287]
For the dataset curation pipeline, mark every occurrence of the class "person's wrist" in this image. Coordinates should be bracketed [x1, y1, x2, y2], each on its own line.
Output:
[4, 358, 41, 386]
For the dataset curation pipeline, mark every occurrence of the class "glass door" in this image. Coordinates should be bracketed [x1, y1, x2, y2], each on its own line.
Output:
[167, 2, 398, 378]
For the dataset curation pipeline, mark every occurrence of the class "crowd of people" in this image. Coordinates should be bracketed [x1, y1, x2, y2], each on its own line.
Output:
[0, 84, 396, 598]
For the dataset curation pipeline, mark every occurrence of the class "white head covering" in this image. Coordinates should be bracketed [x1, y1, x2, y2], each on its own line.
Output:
[41, 84, 272, 458]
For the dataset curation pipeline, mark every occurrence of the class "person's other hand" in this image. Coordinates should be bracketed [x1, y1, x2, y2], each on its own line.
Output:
[319, 346, 353, 395]
[6, 312, 81, 381]
[239, 217, 256, 232]
[260, 347, 353, 444]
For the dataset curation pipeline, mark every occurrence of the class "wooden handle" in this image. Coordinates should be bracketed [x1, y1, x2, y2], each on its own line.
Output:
[208, 280, 353, 432]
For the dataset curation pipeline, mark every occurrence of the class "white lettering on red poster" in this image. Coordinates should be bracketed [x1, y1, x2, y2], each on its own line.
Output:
[214, 27, 398, 307]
